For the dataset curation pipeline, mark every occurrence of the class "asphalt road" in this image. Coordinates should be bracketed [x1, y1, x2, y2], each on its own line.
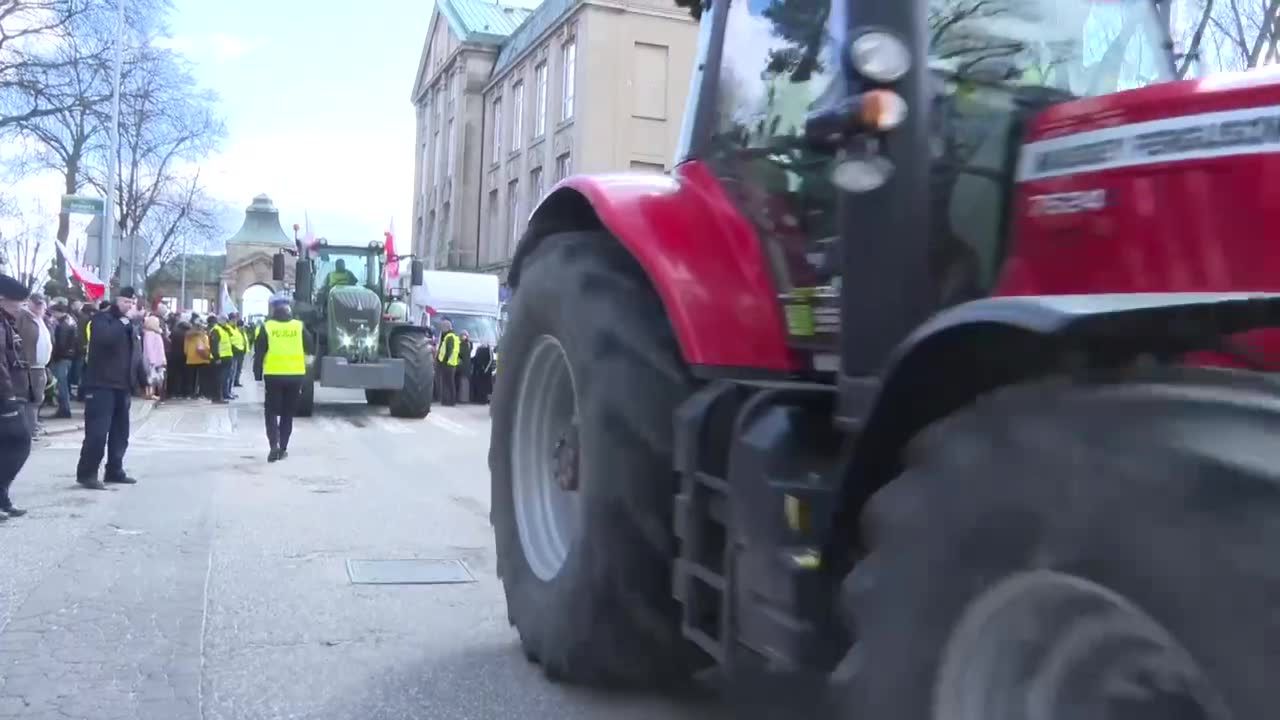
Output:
[0, 380, 732, 720]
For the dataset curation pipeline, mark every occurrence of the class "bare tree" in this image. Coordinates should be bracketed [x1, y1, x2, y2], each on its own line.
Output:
[86, 41, 226, 284]
[1191, 0, 1280, 71]
[138, 170, 225, 277]
[5, 0, 168, 287]
[0, 198, 52, 288]
[0, 0, 99, 129]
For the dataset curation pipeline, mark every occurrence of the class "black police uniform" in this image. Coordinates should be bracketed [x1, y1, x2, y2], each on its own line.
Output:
[76, 291, 143, 488]
[0, 274, 32, 518]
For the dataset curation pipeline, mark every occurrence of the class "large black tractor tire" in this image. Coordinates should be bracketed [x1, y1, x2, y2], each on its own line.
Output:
[296, 372, 315, 418]
[388, 332, 434, 418]
[489, 231, 704, 687]
[365, 389, 390, 406]
[834, 366, 1280, 719]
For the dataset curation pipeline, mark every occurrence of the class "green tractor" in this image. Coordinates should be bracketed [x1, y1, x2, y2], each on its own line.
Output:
[272, 239, 434, 418]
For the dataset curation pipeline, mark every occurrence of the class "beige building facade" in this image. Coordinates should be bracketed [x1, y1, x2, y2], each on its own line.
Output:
[410, 0, 697, 278]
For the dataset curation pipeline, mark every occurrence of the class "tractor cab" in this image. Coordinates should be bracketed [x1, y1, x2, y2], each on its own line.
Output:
[686, 0, 1175, 362]
[493, 0, 1280, 710]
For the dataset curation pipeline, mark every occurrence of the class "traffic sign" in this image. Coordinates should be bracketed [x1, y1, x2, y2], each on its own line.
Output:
[61, 194, 103, 215]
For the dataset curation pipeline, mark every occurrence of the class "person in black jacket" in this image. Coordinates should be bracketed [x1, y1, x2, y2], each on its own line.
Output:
[48, 303, 77, 418]
[0, 274, 31, 520]
[76, 287, 144, 490]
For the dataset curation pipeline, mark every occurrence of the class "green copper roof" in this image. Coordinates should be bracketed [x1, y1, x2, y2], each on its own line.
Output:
[492, 0, 576, 76]
[439, 0, 537, 45]
[226, 194, 293, 247]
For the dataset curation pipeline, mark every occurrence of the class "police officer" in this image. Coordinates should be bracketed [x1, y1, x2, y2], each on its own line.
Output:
[0, 274, 32, 520]
[228, 312, 247, 388]
[208, 314, 234, 403]
[253, 293, 312, 462]
[77, 287, 141, 490]
[435, 318, 461, 407]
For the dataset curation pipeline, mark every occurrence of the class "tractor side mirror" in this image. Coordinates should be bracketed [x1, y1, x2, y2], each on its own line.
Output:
[295, 260, 313, 301]
[271, 253, 286, 281]
[410, 259, 424, 287]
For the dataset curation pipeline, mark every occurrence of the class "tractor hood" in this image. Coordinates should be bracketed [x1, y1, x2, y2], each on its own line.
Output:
[1000, 68, 1280, 366]
[328, 285, 382, 357]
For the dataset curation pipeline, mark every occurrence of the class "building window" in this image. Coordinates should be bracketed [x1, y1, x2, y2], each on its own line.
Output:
[440, 202, 452, 264]
[487, 189, 499, 261]
[511, 81, 524, 150]
[508, 180, 520, 251]
[561, 38, 576, 120]
[446, 117, 456, 178]
[556, 152, 572, 181]
[534, 62, 547, 137]
[630, 161, 665, 173]
[420, 141, 430, 190]
[492, 97, 502, 159]
[433, 128, 442, 183]
[530, 167, 544, 207]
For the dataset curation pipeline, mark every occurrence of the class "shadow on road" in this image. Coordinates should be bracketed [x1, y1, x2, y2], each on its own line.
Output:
[323, 640, 732, 720]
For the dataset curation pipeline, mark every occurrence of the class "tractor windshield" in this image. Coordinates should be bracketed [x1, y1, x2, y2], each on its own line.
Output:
[314, 249, 376, 294]
[929, 1, 1174, 304]
[930, 0, 1174, 96]
[702, 0, 1176, 345]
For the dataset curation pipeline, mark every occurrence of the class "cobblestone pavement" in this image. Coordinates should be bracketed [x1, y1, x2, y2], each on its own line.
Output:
[0, 384, 726, 720]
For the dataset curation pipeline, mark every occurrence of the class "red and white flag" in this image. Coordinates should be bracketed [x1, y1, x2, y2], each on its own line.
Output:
[54, 238, 105, 300]
[302, 211, 317, 249]
[384, 218, 399, 282]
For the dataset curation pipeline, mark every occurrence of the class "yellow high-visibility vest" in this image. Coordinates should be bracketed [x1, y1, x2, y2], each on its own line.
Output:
[437, 331, 461, 367]
[212, 325, 234, 358]
[262, 319, 305, 376]
[230, 326, 246, 352]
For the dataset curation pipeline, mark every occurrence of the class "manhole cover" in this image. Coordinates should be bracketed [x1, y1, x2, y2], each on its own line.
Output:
[345, 559, 475, 585]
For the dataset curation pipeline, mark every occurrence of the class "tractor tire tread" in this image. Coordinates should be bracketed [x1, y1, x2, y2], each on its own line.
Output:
[835, 365, 1280, 719]
[490, 230, 704, 688]
[389, 332, 434, 418]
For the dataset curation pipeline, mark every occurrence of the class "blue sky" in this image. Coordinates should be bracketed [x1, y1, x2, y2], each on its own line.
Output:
[160, 0, 430, 249]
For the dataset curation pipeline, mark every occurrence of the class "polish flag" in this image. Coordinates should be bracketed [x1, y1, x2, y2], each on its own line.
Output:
[54, 238, 105, 300]
[301, 211, 317, 250]
[384, 219, 399, 281]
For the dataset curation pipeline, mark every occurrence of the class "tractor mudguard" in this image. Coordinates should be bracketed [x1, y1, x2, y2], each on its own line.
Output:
[852, 292, 1280, 481]
[509, 161, 800, 373]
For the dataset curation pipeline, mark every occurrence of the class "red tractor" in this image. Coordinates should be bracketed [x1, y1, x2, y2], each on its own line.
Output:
[491, 0, 1280, 715]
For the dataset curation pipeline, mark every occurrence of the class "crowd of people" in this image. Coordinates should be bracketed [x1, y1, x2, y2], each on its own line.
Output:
[0, 274, 263, 522]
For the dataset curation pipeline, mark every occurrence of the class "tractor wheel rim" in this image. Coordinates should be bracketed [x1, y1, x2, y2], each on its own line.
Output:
[511, 334, 582, 582]
[932, 569, 1228, 720]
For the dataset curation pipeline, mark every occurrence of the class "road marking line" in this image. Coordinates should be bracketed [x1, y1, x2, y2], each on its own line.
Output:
[372, 417, 413, 434]
[428, 414, 473, 436]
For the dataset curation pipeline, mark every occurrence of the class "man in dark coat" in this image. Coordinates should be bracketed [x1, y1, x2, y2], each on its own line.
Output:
[76, 287, 144, 489]
[0, 274, 32, 519]
[48, 302, 78, 418]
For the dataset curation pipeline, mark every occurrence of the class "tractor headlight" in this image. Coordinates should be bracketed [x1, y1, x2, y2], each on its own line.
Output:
[338, 331, 352, 349]
[831, 152, 894, 193]
[850, 30, 911, 84]
[362, 336, 377, 350]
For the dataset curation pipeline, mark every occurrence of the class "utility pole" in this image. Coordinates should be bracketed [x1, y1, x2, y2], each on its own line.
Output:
[102, 0, 126, 291]
[179, 235, 187, 311]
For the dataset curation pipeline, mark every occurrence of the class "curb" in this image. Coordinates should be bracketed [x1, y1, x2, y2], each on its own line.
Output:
[37, 398, 158, 440]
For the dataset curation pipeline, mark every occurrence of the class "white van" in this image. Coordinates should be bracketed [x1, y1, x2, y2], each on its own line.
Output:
[411, 271, 502, 353]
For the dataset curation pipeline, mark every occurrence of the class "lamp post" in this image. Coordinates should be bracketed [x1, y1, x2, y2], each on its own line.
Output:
[102, 0, 126, 290]
[179, 234, 187, 311]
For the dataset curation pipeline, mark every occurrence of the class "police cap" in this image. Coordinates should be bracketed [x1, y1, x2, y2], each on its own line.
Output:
[0, 273, 30, 301]
[269, 292, 292, 307]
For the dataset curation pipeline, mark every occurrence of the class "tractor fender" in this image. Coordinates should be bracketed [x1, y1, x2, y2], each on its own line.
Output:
[509, 161, 799, 373]
[853, 292, 1280, 482]
[384, 322, 428, 346]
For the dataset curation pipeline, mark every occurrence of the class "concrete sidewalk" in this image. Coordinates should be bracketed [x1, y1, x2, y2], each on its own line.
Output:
[38, 396, 157, 439]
